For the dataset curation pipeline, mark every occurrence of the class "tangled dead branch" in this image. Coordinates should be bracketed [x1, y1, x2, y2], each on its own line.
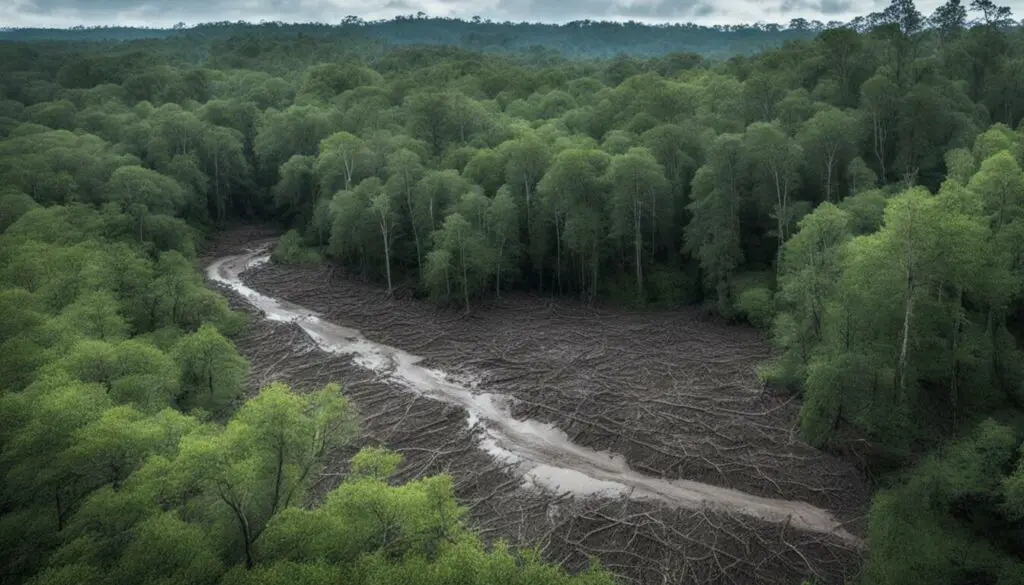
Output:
[204, 230, 868, 585]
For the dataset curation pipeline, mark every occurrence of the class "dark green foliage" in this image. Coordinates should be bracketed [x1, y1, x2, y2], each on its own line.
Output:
[271, 229, 322, 266]
[4, 6, 1024, 585]
[864, 420, 1024, 585]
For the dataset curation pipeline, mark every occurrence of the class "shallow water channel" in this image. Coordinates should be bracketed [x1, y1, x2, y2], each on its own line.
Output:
[207, 249, 859, 545]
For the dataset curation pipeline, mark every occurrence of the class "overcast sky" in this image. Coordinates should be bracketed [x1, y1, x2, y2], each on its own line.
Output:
[0, 0, 1010, 29]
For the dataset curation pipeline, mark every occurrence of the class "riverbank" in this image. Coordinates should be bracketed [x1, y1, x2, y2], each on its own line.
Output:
[202, 229, 868, 585]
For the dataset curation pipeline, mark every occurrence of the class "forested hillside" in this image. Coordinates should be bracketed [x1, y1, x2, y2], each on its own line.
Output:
[0, 17, 820, 58]
[2, 0, 1024, 583]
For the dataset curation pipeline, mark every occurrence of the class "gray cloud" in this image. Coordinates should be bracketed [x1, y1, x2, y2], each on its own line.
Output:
[382, 0, 423, 12]
[487, 0, 718, 21]
[0, 0, 990, 28]
[777, 0, 856, 16]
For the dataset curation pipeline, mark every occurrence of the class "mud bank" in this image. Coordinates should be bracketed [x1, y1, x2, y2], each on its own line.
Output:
[204, 233, 868, 585]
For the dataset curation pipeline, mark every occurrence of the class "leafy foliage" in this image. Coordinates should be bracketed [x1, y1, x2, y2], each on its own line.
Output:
[4, 3, 1024, 584]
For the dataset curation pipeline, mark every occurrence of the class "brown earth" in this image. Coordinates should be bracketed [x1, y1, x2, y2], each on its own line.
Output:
[202, 228, 869, 585]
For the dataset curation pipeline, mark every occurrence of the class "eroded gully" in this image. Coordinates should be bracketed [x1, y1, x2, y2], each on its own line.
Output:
[207, 249, 862, 547]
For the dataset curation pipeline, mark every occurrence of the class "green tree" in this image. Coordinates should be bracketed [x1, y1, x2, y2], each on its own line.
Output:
[174, 382, 356, 569]
[273, 155, 318, 227]
[932, 0, 968, 42]
[54, 291, 130, 342]
[414, 170, 471, 236]
[424, 213, 494, 311]
[683, 134, 745, 312]
[818, 27, 864, 107]
[771, 203, 853, 386]
[198, 125, 249, 224]
[797, 108, 860, 203]
[315, 131, 368, 193]
[537, 148, 610, 297]
[110, 512, 224, 585]
[371, 186, 399, 296]
[743, 122, 803, 260]
[107, 165, 187, 242]
[385, 148, 425, 278]
[172, 324, 249, 412]
[463, 148, 505, 196]
[328, 180, 377, 275]
[607, 147, 669, 298]
[488, 186, 521, 297]
[500, 132, 550, 228]
[0, 189, 39, 232]
[860, 73, 900, 183]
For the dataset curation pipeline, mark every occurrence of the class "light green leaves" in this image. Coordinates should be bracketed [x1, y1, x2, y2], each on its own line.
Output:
[172, 324, 249, 412]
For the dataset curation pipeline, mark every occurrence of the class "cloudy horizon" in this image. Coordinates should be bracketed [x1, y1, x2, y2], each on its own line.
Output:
[3, 0, 1007, 29]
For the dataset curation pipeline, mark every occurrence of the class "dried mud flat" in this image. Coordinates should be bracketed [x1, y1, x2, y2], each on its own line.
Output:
[202, 229, 869, 585]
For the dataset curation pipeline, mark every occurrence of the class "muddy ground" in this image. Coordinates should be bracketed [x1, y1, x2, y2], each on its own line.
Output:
[202, 228, 869, 585]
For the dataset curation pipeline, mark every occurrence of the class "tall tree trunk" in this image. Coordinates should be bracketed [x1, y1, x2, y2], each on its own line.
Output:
[223, 497, 255, 570]
[524, 178, 532, 227]
[774, 169, 786, 277]
[460, 240, 470, 312]
[897, 269, 916, 399]
[873, 113, 887, 183]
[404, 175, 422, 277]
[379, 218, 392, 295]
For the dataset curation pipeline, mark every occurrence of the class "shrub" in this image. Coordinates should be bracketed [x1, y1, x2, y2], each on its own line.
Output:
[272, 229, 322, 266]
[735, 286, 774, 329]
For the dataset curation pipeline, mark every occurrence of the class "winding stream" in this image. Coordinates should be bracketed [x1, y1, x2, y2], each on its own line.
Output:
[208, 249, 860, 546]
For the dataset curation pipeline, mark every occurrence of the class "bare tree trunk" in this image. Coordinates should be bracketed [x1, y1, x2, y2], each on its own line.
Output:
[872, 113, 887, 183]
[379, 217, 393, 295]
[773, 169, 786, 277]
[460, 241, 470, 313]
[897, 270, 915, 399]
[344, 154, 353, 190]
[404, 175, 422, 278]
[524, 178, 531, 227]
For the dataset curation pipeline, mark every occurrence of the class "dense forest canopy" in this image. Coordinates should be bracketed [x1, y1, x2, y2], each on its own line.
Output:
[3, 0, 1024, 583]
[0, 6, 1020, 57]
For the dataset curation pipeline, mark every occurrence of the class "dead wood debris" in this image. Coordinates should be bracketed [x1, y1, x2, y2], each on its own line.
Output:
[206, 236, 868, 585]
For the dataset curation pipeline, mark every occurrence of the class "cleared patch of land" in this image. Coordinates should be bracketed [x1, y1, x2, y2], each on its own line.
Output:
[203, 229, 869, 585]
